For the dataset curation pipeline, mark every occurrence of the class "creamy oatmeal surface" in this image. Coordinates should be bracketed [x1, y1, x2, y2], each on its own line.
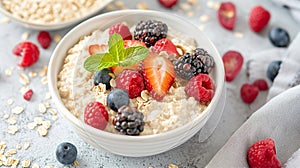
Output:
[57, 26, 209, 135]
[1, 0, 107, 23]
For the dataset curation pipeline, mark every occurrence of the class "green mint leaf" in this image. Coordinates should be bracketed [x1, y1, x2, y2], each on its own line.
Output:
[97, 53, 118, 69]
[84, 54, 105, 72]
[120, 46, 149, 67]
[108, 33, 124, 62]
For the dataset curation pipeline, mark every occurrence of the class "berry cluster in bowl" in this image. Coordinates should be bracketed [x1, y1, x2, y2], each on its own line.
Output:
[57, 19, 216, 136]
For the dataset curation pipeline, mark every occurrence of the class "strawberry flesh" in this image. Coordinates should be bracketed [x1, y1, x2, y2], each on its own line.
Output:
[218, 2, 236, 30]
[222, 50, 243, 82]
[158, 0, 178, 8]
[152, 38, 179, 56]
[88, 44, 108, 55]
[141, 53, 175, 101]
[111, 40, 146, 76]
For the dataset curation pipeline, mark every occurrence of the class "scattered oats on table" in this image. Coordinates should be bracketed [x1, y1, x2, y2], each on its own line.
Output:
[21, 32, 30, 41]
[0, 17, 10, 24]
[19, 73, 30, 85]
[199, 15, 210, 22]
[11, 106, 24, 115]
[137, 3, 148, 10]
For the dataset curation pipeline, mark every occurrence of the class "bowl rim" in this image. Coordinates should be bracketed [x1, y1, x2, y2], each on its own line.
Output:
[48, 9, 225, 140]
[0, 0, 113, 30]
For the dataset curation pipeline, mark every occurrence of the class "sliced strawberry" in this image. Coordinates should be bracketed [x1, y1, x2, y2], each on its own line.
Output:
[158, 0, 178, 8]
[141, 53, 176, 101]
[218, 2, 236, 30]
[111, 63, 140, 76]
[110, 40, 147, 76]
[88, 44, 108, 55]
[124, 40, 146, 48]
[222, 50, 243, 82]
[152, 38, 179, 56]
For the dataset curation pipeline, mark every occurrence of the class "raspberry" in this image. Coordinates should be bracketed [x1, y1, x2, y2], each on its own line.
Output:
[252, 79, 268, 91]
[249, 6, 271, 32]
[184, 73, 215, 103]
[247, 138, 281, 168]
[23, 89, 33, 101]
[240, 84, 259, 104]
[84, 102, 109, 130]
[116, 70, 145, 98]
[109, 23, 132, 40]
[37, 31, 52, 49]
[158, 0, 178, 8]
[13, 41, 40, 67]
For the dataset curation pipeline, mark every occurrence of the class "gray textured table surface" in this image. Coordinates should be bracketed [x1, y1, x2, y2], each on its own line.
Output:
[0, 0, 299, 168]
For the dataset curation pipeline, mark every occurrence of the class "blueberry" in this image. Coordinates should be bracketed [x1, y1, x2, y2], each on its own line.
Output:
[94, 68, 114, 89]
[267, 60, 282, 82]
[56, 142, 77, 165]
[268, 27, 290, 47]
[107, 89, 130, 112]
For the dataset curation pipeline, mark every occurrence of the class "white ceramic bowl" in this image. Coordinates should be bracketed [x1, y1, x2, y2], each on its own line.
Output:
[0, 0, 113, 30]
[48, 10, 225, 157]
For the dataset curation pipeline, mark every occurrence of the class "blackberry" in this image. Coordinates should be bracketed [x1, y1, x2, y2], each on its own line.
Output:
[174, 48, 214, 80]
[134, 20, 168, 47]
[112, 106, 145, 135]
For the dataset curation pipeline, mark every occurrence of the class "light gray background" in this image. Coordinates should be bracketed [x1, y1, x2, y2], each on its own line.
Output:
[0, 0, 299, 167]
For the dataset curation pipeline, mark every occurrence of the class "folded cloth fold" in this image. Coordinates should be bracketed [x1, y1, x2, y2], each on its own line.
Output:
[206, 85, 300, 167]
[246, 32, 300, 101]
[268, 33, 300, 100]
[270, 0, 300, 23]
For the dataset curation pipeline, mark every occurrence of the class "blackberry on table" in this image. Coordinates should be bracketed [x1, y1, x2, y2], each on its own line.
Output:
[112, 106, 145, 136]
[174, 48, 214, 80]
[134, 20, 168, 47]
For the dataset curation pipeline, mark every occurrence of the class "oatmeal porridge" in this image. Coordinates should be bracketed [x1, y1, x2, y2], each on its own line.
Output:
[1, 0, 110, 23]
[57, 20, 215, 136]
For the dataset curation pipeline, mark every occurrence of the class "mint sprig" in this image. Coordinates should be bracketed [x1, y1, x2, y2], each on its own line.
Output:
[84, 33, 149, 72]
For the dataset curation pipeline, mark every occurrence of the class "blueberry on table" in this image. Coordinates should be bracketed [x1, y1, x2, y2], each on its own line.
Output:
[267, 60, 282, 82]
[107, 89, 130, 112]
[93, 68, 114, 89]
[268, 27, 290, 47]
[56, 142, 77, 165]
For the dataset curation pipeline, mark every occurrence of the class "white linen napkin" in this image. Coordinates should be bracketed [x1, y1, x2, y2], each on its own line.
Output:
[267, 33, 300, 99]
[246, 32, 300, 101]
[270, 0, 300, 23]
[206, 85, 300, 167]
